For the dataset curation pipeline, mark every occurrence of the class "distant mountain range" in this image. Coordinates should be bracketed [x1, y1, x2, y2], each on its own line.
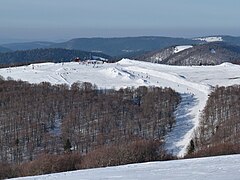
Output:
[0, 46, 11, 53]
[136, 42, 240, 65]
[0, 48, 111, 65]
[48, 36, 198, 57]
[1, 35, 240, 65]
[1, 36, 199, 57]
[2, 41, 55, 51]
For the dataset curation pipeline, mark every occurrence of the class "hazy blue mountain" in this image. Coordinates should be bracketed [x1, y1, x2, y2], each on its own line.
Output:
[0, 46, 11, 53]
[2, 36, 240, 58]
[49, 36, 197, 57]
[222, 35, 240, 46]
[2, 41, 55, 51]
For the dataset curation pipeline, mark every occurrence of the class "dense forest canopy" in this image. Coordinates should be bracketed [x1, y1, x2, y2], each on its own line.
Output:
[0, 79, 180, 165]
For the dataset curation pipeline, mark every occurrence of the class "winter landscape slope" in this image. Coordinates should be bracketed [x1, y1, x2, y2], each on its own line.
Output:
[10, 154, 240, 180]
[0, 59, 239, 157]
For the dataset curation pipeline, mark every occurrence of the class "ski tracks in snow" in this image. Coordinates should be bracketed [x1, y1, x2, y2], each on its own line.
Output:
[165, 93, 198, 156]
[120, 63, 210, 157]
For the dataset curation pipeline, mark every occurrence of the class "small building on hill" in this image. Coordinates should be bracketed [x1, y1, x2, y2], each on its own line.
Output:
[74, 57, 81, 62]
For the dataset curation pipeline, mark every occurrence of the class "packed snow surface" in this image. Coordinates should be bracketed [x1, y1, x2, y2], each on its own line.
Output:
[174, 45, 193, 53]
[194, 36, 223, 42]
[10, 154, 240, 180]
[0, 59, 240, 157]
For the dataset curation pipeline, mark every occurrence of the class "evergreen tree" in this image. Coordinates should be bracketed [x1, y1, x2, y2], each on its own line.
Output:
[64, 139, 72, 152]
[188, 139, 195, 154]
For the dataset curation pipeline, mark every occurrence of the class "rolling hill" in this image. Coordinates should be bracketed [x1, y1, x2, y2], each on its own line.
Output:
[136, 42, 240, 65]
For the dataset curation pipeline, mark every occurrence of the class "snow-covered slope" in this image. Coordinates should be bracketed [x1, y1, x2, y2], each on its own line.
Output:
[174, 45, 193, 53]
[10, 154, 240, 180]
[0, 59, 240, 157]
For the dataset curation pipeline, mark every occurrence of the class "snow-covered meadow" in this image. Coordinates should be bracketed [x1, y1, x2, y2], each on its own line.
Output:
[10, 154, 240, 180]
[0, 59, 239, 157]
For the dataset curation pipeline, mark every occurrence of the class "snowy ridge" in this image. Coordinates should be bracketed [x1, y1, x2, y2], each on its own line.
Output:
[10, 154, 240, 180]
[0, 59, 240, 157]
[194, 36, 223, 42]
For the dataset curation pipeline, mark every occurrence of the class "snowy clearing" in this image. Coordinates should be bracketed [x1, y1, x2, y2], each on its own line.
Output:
[10, 154, 240, 180]
[174, 45, 193, 53]
[0, 59, 239, 157]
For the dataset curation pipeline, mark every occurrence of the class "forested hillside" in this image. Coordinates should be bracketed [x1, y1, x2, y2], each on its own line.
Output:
[0, 79, 180, 178]
[136, 42, 240, 65]
[189, 85, 240, 157]
[0, 48, 111, 66]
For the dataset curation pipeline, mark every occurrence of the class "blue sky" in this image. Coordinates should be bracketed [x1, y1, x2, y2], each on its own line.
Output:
[0, 0, 240, 42]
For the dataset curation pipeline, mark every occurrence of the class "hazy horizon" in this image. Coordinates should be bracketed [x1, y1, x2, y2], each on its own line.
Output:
[1, 0, 240, 43]
[0, 33, 239, 44]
